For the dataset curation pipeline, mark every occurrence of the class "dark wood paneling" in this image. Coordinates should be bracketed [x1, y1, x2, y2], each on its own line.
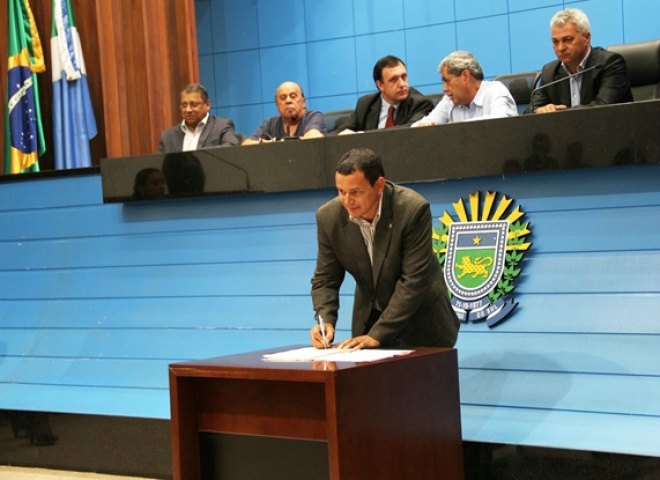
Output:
[96, 0, 198, 159]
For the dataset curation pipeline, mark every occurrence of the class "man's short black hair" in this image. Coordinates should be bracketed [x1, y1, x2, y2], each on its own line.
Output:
[373, 55, 406, 84]
[181, 83, 209, 102]
[336, 148, 385, 186]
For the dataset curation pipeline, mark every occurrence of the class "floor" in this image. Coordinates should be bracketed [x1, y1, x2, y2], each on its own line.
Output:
[0, 466, 155, 480]
[0, 412, 171, 479]
[464, 443, 660, 480]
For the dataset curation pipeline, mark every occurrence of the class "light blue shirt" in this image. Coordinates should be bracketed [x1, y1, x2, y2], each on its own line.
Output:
[412, 81, 517, 126]
[563, 47, 592, 107]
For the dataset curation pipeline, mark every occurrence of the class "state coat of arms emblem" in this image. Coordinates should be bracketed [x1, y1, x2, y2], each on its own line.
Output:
[434, 191, 532, 327]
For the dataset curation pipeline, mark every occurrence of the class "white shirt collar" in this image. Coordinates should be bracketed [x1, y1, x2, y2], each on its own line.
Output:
[180, 113, 210, 133]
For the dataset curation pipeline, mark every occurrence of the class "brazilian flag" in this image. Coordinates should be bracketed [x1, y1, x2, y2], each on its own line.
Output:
[4, 0, 45, 174]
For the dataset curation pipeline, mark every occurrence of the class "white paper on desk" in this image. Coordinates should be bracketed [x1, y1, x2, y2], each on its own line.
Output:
[262, 347, 413, 363]
[262, 347, 339, 362]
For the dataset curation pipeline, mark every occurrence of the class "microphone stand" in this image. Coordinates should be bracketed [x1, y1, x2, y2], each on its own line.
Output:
[529, 64, 603, 111]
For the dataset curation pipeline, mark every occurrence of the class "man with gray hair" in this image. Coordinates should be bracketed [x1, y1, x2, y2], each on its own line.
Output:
[412, 51, 517, 126]
[530, 8, 632, 113]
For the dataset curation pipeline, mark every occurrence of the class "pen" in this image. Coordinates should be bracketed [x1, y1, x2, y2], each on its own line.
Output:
[318, 315, 327, 348]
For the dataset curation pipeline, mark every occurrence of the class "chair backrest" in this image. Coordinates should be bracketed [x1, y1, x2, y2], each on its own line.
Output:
[323, 109, 353, 133]
[493, 71, 540, 114]
[608, 38, 660, 101]
[427, 92, 445, 105]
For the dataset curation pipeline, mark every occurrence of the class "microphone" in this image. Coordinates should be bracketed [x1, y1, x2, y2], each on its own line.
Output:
[283, 110, 299, 139]
[529, 64, 603, 110]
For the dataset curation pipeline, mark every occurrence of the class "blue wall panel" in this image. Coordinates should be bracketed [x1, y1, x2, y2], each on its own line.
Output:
[508, 0, 561, 12]
[195, 0, 215, 55]
[353, 0, 404, 36]
[2, 0, 660, 457]
[455, 0, 509, 21]
[195, 0, 660, 135]
[1, 163, 659, 457]
[307, 38, 358, 98]
[257, 0, 306, 47]
[403, 0, 455, 28]
[460, 406, 660, 457]
[581, 0, 625, 47]
[622, 0, 660, 43]
[214, 50, 263, 107]
[303, 0, 355, 41]
[210, 0, 260, 52]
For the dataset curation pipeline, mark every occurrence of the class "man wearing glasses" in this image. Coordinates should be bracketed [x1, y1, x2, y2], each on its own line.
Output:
[158, 83, 240, 153]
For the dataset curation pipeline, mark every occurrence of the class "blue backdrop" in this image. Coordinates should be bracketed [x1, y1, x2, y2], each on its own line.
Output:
[1, 163, 659, 456]
[195, 0, 660, 135]
[1, 0, 659, 459]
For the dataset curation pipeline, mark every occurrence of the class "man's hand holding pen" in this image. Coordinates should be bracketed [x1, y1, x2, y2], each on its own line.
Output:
[311, 317, 334, 349]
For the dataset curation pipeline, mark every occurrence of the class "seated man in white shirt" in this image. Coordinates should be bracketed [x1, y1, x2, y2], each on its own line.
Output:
[412, 51, 518, 126]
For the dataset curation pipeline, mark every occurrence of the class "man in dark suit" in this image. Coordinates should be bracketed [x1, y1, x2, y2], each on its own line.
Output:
[530, 8, 633, 113]
[158, 83, 239, 152]
[336, 56, 434, 134]
[309, 148, 459, 350]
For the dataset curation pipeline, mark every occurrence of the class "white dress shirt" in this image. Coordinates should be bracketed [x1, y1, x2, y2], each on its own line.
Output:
[180, 113, 209, 151]
[412, 81, 517, 126]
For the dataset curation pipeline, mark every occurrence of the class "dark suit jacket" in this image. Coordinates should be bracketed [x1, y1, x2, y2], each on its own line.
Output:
[311, 181, 460, 348]
[337, 88, 434, 132]
[530, 46, 633, 112]
[157, 115, 240, 153]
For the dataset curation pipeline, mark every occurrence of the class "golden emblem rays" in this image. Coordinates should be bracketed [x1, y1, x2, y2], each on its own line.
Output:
[433, 191, 531, 253]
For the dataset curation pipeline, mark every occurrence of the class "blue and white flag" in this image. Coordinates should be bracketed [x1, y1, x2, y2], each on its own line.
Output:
[51, 0, 97, 170]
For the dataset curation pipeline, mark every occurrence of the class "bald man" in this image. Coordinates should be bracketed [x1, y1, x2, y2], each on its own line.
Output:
[243, 81, 326, 145]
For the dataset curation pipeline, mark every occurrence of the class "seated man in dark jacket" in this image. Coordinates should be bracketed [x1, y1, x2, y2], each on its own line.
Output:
[530, 8, 633, 114]
[336, 55, 434, 134]
[158, 83, 239, 152]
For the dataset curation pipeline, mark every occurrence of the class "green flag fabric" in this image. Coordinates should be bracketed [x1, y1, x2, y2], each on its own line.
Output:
[4, 0, 46, 174]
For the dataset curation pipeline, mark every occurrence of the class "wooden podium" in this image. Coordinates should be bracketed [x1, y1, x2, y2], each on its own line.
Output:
[169, 347, 464, 479]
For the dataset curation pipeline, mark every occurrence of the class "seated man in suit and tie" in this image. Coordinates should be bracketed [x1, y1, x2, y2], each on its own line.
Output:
[530, 8, 633, 114]
[336, 55, 434, 134]
[242, 81, 326, 145]
[412, 51, 518, 126]
[158, 83, 240, 153]
[309, 147, 459, 350]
